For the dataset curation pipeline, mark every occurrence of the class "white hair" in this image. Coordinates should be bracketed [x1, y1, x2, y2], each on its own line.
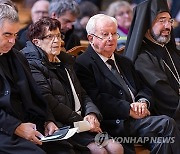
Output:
[86, 14, 117, 35]
[106, 1, 132, 17]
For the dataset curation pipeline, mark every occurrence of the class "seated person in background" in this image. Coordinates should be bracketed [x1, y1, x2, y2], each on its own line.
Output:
[18, 0, 49, 49]
[76, 0, 102, 10]
[21, 17, 124, 154]
[49, 0, 81, 51]
[106, 1, 133, 50]
[0, 4, 77, 154]
[74, 1, 99, 40]
[74, 13, 180, 154]
[125, 0, 180, 130]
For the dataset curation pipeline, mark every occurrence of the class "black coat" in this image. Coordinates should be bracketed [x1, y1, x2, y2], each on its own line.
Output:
[0, 49, 48, 135]
[0, 49, 53, 153]
[64, 27, 81, 51]
[22, 41, 102, 126]
[75, 45, 153, 136]
[17, 24, 30, 49]
[135, 40, 180, 129]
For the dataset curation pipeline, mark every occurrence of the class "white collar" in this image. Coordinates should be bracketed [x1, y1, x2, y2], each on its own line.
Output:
[96, 52, 115, 63]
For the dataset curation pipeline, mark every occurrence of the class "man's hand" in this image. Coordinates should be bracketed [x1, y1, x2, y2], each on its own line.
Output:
[130, 109, 145, 119]
[44, 121, 58, 136]
[130, 102, 150, 119]
[130, 102, 150, 117]
[14, 123, 43, 145]
[84, 113, 102, 133]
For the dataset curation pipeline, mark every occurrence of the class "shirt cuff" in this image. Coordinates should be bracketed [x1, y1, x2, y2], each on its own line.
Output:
[137, 98, 150, 108]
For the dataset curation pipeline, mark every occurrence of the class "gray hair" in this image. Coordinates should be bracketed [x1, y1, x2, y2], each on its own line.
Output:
[86, 14, 117, 35]
[0, 0, 18, 12]
[49, 0, 79, 17]
[0, 4, 19, 24]
[106, 1, 132, 17]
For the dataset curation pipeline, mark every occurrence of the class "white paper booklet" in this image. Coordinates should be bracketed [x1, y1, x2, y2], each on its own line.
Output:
[74, 120, 91, 133]
[41, 127, 78, 142]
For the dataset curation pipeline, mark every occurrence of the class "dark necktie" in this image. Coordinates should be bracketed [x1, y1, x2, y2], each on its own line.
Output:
[106, 59, 132, 101]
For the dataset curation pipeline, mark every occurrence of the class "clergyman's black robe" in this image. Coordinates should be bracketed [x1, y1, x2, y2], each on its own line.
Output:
[135, 38, 180, 129]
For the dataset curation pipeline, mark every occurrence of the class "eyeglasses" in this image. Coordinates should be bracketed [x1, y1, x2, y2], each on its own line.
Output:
[41, 33, 65, 40]
[157, 18, 174, 26]
[91, 32, 120, 40]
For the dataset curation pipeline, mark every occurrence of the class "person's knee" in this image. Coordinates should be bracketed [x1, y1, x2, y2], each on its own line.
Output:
[105, 140, 124, 154]
[161, 115, 176, 127]
[159, 115, 177, 134]
[87, 142, 108, 154]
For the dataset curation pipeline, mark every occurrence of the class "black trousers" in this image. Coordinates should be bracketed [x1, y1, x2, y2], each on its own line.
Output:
[102, 115, 180, 154]
[127, 115, 180, 154]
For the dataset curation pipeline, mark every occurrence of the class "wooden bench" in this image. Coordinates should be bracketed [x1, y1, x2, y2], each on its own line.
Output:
[67, 46, 87, 57]
[135, 144, 150, 154]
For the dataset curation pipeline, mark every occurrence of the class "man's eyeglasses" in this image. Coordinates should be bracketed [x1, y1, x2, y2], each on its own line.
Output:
[41, 33, 65, 40]
[157, 18, 174, 26]
[90, 32, 120, 40]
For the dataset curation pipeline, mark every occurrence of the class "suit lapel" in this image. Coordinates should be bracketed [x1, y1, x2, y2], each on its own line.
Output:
[87, 46, 123, 89]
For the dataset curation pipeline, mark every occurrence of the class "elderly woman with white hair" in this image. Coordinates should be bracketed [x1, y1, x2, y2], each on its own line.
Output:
[106, 1, 133, 50]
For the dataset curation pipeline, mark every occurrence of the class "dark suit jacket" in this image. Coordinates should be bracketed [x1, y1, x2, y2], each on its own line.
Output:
[64, 27, 81, 51]
[0, 49, 49, 137]
[17, 24, 30, 49]
[75, 45, 153, 136]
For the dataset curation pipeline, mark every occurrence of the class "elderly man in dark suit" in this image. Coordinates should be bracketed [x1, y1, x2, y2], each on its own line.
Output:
[74, 13, 180, 154]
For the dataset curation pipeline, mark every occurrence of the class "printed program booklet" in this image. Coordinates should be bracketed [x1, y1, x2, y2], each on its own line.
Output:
[40, 126, 78, 142]
[40, 120, 91, 142]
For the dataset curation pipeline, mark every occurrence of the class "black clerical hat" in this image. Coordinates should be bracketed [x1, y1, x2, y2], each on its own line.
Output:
[124, 0, 173, 62]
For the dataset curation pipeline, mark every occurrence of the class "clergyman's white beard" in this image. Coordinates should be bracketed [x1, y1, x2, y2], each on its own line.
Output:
[151, 30, 171, 45]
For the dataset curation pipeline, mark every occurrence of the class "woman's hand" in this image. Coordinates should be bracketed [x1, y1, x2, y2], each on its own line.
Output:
[84, 113, 102, 133]
[44, 121, 58, 136]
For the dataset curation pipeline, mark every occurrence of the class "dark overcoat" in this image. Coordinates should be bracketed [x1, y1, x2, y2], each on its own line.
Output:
[0, 49, 49, 153]
[22, 41, 102, 126]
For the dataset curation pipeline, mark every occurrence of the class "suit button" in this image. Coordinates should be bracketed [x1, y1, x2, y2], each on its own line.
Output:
[4, 91, 9, 95]
[116, 119, 120, 124]
[119, 90, 123, 95]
